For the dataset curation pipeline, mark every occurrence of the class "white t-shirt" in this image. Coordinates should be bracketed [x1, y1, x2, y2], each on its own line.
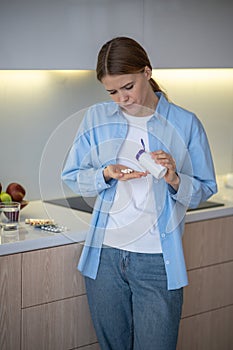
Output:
[103, 112, 162, 253]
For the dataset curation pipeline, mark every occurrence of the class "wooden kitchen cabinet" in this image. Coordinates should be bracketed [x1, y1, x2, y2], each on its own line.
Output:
[177, 215, 233, 350]
[0, 254, 21, 350]
[22, 243, 86, 307]
[182, 261, 233, 318]
[183, 215, 233, 269]
[178, 305, 233, 350]
[21, 243, 98, 350]
[1, 214, 232, 349]
[22, 295, 97, 350]
[19, 214, 233, 350]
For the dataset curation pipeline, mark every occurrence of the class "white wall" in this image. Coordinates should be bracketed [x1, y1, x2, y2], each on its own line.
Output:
[0, 69, 232, 200]
[154, 69, 233, 177]
[0, 71, 108, 200]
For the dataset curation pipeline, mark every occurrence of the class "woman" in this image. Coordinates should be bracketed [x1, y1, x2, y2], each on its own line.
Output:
[62, 37, 217, 350]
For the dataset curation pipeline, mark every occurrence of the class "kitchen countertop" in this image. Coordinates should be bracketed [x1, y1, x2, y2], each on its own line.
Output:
[0, 200, 91, 256]
[185, 174, 233, 222]
[0, 175, 232, 256]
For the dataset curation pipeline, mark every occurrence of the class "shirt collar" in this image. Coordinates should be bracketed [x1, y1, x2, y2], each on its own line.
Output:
[108, 91, 170, 121]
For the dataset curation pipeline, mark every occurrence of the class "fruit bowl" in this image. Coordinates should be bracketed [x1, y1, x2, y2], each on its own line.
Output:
[20, 200, 29, 210]
[0, 182, 29, 210]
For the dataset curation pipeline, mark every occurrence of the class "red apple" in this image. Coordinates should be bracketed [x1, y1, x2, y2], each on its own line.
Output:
[9, 190, 24, 202]
[6, 183, 26, 201]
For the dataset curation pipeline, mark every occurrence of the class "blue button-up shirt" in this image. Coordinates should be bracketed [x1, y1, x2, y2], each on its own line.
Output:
[62, 93, 217, 290]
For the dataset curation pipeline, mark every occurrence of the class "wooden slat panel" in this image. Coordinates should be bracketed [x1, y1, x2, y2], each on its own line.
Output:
[182, 261, 233, 317]
[183, 216, 233, 270]
[22, 295, 97, 350]
[22, 243, 85, 307]
[0, 254, 21, 350]
[177, 305, 233, 350]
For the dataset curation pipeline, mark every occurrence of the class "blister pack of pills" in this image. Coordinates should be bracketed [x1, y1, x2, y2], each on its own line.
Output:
[34, 224, 66, 233]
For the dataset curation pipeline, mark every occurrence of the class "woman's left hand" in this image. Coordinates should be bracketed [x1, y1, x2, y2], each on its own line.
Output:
[151, 150, 180, 191]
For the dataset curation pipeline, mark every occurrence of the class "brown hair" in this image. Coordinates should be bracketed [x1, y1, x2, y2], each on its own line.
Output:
[96, 36, 166, 96]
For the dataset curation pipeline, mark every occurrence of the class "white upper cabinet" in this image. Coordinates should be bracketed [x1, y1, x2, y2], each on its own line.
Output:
[0, 0, 144, 69]
[0, 0, 232, 69]
[143, 0, 233, 68]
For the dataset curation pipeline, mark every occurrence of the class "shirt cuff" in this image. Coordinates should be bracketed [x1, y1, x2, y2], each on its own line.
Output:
[169, 173, 193, 208]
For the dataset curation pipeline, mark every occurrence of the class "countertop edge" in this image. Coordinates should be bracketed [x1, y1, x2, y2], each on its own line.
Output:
[0, 229, 86, 256]
[185, 205, 233, 223]
[1, 199, 233, 256]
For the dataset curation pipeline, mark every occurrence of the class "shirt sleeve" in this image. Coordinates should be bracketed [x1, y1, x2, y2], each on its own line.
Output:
[61, 117, 114, 197]
[169, 115, 217, 208]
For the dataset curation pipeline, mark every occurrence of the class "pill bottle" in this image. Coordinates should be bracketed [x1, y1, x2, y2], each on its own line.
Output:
[135, 139, 167, 180]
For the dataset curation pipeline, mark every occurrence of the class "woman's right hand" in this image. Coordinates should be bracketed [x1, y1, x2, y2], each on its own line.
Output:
[103, 164, 147, 182]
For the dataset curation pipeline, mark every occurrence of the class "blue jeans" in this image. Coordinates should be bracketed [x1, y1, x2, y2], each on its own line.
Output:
[85, 247, 183, 350]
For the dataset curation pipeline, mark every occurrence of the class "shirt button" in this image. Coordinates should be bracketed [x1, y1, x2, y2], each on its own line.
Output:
[149, 126, 153, 131]
[98, 183, 102, 188]
[161, 233, 165, 238]
[165, 260, 170, 265]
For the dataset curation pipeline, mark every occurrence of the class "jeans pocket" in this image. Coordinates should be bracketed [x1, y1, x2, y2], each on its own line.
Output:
[132, 252, 167, 282]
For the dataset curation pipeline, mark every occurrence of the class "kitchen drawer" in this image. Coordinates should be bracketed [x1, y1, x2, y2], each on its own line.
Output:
[177, 305, 233, 350]
[22, 294, 97, 350]
[22, 243, 85, 307]
[183, 216, 233, 270]
[182, 260, 233, 317]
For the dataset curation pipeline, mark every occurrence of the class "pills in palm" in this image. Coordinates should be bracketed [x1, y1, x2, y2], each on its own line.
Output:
[121, 168, 134, 174]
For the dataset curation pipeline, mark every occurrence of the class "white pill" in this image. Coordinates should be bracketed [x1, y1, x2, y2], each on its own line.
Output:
[121, 168, 134, 174]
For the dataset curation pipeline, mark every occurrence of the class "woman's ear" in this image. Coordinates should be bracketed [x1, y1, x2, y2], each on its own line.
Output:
[144, 66, 152, 80]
